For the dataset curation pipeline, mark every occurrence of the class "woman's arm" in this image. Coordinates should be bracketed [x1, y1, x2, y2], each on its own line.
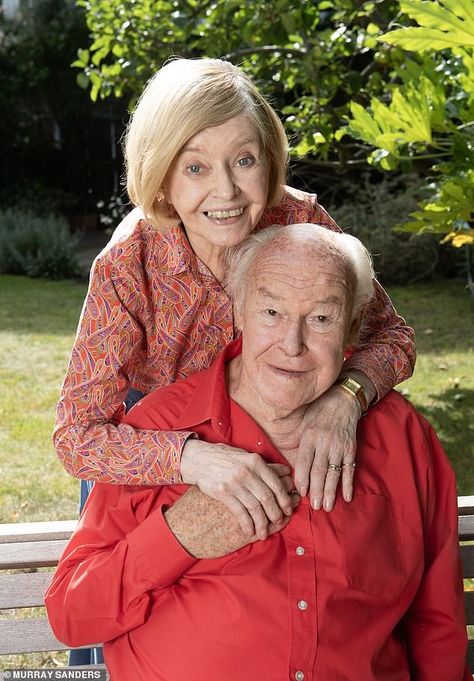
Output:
[53, 253, 191, 485]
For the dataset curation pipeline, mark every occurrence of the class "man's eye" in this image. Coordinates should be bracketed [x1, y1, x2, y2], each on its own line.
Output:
[266, 308, 278, 316]
[316, 315, 327, 323]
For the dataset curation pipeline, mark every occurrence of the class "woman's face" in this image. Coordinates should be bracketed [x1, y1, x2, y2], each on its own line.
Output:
[165, 115, 269, 268]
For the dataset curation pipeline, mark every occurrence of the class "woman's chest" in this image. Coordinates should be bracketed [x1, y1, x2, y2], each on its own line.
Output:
[132, 279, 234, 390]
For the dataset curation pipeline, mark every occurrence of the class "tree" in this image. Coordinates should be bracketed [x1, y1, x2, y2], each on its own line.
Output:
[72, 0, 403, 171]
[343, 0, 474, 254]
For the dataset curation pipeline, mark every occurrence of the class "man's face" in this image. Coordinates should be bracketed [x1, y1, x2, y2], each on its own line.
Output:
[237, 241, 355, 417]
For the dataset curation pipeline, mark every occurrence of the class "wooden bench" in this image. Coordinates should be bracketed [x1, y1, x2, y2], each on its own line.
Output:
[0, 497, 473, 673]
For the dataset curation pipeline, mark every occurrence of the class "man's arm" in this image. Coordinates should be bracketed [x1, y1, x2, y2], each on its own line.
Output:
[165, 485, 299, 558]
[45, 482, 298, 648]
[401, 420, 470, 680]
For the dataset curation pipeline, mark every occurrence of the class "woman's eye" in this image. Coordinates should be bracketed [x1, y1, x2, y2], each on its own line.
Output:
[237, 156, 255, 167]
[186, 164, 202, 175]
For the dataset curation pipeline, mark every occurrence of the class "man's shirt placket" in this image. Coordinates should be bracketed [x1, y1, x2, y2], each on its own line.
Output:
[285, 497, 318, 681]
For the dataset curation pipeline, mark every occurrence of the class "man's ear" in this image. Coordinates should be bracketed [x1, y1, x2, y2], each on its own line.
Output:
[347, 311, 363, 348]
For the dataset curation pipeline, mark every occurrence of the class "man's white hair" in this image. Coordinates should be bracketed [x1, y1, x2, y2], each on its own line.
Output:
[225, 223, 375, 325]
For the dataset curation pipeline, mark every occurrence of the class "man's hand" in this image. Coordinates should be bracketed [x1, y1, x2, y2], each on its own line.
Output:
[294, 384, 361, 512]
[180, 440, 294, 539]
[165, 483, 300, 559]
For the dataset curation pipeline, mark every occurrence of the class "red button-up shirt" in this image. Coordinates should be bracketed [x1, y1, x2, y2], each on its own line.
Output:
[53, 186, 416, 485]
[46, 340, 468, 681]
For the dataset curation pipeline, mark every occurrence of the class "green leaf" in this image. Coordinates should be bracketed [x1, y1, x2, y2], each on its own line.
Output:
[380, 0, 474, 50]
[380, 26, 474, 50]
[75, 72, 89, 90]
[400, 0, 473, 36]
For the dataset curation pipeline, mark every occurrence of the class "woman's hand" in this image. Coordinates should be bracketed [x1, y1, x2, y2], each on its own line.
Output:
[294, 384, 362, 512]
[180, 440, 294, 539]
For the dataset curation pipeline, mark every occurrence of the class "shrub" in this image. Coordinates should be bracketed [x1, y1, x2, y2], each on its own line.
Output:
[0, 209, 83, 280]
[326, 174, 460, 285]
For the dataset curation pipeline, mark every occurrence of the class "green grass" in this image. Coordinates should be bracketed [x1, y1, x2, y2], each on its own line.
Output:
[389, 281, 474, 495]
[0, 275, 472, 525]
[0, 275, 86, 523]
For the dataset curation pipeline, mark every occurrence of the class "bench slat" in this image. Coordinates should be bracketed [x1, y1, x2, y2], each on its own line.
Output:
[459, 516, 474, 542]
[458, 496, 474, 514]
[0, 618, 102, 655]
[461, 544, 474, 579]
[0, 617, 68, 654]
[0, 572, 52, 609]
[0, 520, 76, 544]
[0, 540, 68, 570]
[465, 590, 474, 627]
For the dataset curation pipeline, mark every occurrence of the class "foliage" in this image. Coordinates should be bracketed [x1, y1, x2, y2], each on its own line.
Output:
[0, 0, 121, 215]
[0, 210, 82, 280]
[73, 0, 405, 169]
[343, 0, 474, 249]
[328, 174, 447, 284]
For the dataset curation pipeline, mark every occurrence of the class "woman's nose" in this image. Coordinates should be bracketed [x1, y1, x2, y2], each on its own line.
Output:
[212, 167, 239, 200]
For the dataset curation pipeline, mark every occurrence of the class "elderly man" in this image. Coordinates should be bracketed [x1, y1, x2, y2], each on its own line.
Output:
[45, 224, 469, 681]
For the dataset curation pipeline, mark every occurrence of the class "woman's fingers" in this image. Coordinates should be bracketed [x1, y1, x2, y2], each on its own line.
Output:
[182, 440, 294, 534]
[294, 384, 361, 511]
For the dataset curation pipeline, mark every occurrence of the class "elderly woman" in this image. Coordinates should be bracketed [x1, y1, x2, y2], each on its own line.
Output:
[54, 57, 415, 536]
[46, 224, 468, 681]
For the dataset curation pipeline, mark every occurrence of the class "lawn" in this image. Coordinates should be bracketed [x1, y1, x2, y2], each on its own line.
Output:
[0, 275, 473, 526]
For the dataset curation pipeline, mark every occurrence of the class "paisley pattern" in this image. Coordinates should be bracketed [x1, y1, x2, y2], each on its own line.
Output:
[53, 186, 416, 485]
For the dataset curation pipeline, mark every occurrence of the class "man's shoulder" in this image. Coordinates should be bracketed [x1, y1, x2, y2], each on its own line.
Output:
[367, 389, 430, 434]
[123, 374, 201, 430]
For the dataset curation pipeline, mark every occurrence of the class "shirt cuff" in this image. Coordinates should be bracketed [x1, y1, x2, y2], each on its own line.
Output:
[127, 504, 197, 588]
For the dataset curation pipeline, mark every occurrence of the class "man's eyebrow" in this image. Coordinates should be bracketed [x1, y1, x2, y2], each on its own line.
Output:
[180, 137, 260, 155]
[257, 287, 343, 306]
[256, 286, 283, 301]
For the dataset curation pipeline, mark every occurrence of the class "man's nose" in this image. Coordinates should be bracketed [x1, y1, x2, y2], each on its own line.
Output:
[212, 166, 239, 200]
[280, 321, 306, 356]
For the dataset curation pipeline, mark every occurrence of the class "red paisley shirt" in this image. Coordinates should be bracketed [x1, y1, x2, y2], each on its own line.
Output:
[53, 186, 416, 484]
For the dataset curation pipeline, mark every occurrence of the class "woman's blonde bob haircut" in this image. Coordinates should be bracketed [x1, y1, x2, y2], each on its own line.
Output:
[124, 58, 289, 228]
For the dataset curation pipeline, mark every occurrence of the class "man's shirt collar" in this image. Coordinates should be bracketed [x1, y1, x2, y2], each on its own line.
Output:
[173, 338, 243, 438]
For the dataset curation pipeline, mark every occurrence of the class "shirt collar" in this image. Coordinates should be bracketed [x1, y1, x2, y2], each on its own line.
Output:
[173, 338, 243, 438]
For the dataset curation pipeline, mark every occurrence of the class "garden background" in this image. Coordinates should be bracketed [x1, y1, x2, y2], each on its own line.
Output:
[0, 0, 473, 525]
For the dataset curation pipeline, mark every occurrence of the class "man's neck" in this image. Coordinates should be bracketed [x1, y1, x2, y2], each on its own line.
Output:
[227, 357, 307, 466]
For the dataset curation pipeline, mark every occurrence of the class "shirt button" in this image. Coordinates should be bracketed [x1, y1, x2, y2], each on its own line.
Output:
[295, 672, 305, 681]
[257, 440, 262, 446]
[297, 600, 308, 611]
[295, 546, 305, 556]
[218, 421, 223, 426]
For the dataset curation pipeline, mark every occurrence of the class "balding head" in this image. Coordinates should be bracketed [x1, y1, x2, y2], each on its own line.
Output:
[226, 223, 374, 334]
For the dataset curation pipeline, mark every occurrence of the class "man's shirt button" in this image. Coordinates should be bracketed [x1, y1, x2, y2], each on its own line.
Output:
[295, 672, 305, 681]
[295, 546, 305, 556]
[297, 600, 308, 610]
